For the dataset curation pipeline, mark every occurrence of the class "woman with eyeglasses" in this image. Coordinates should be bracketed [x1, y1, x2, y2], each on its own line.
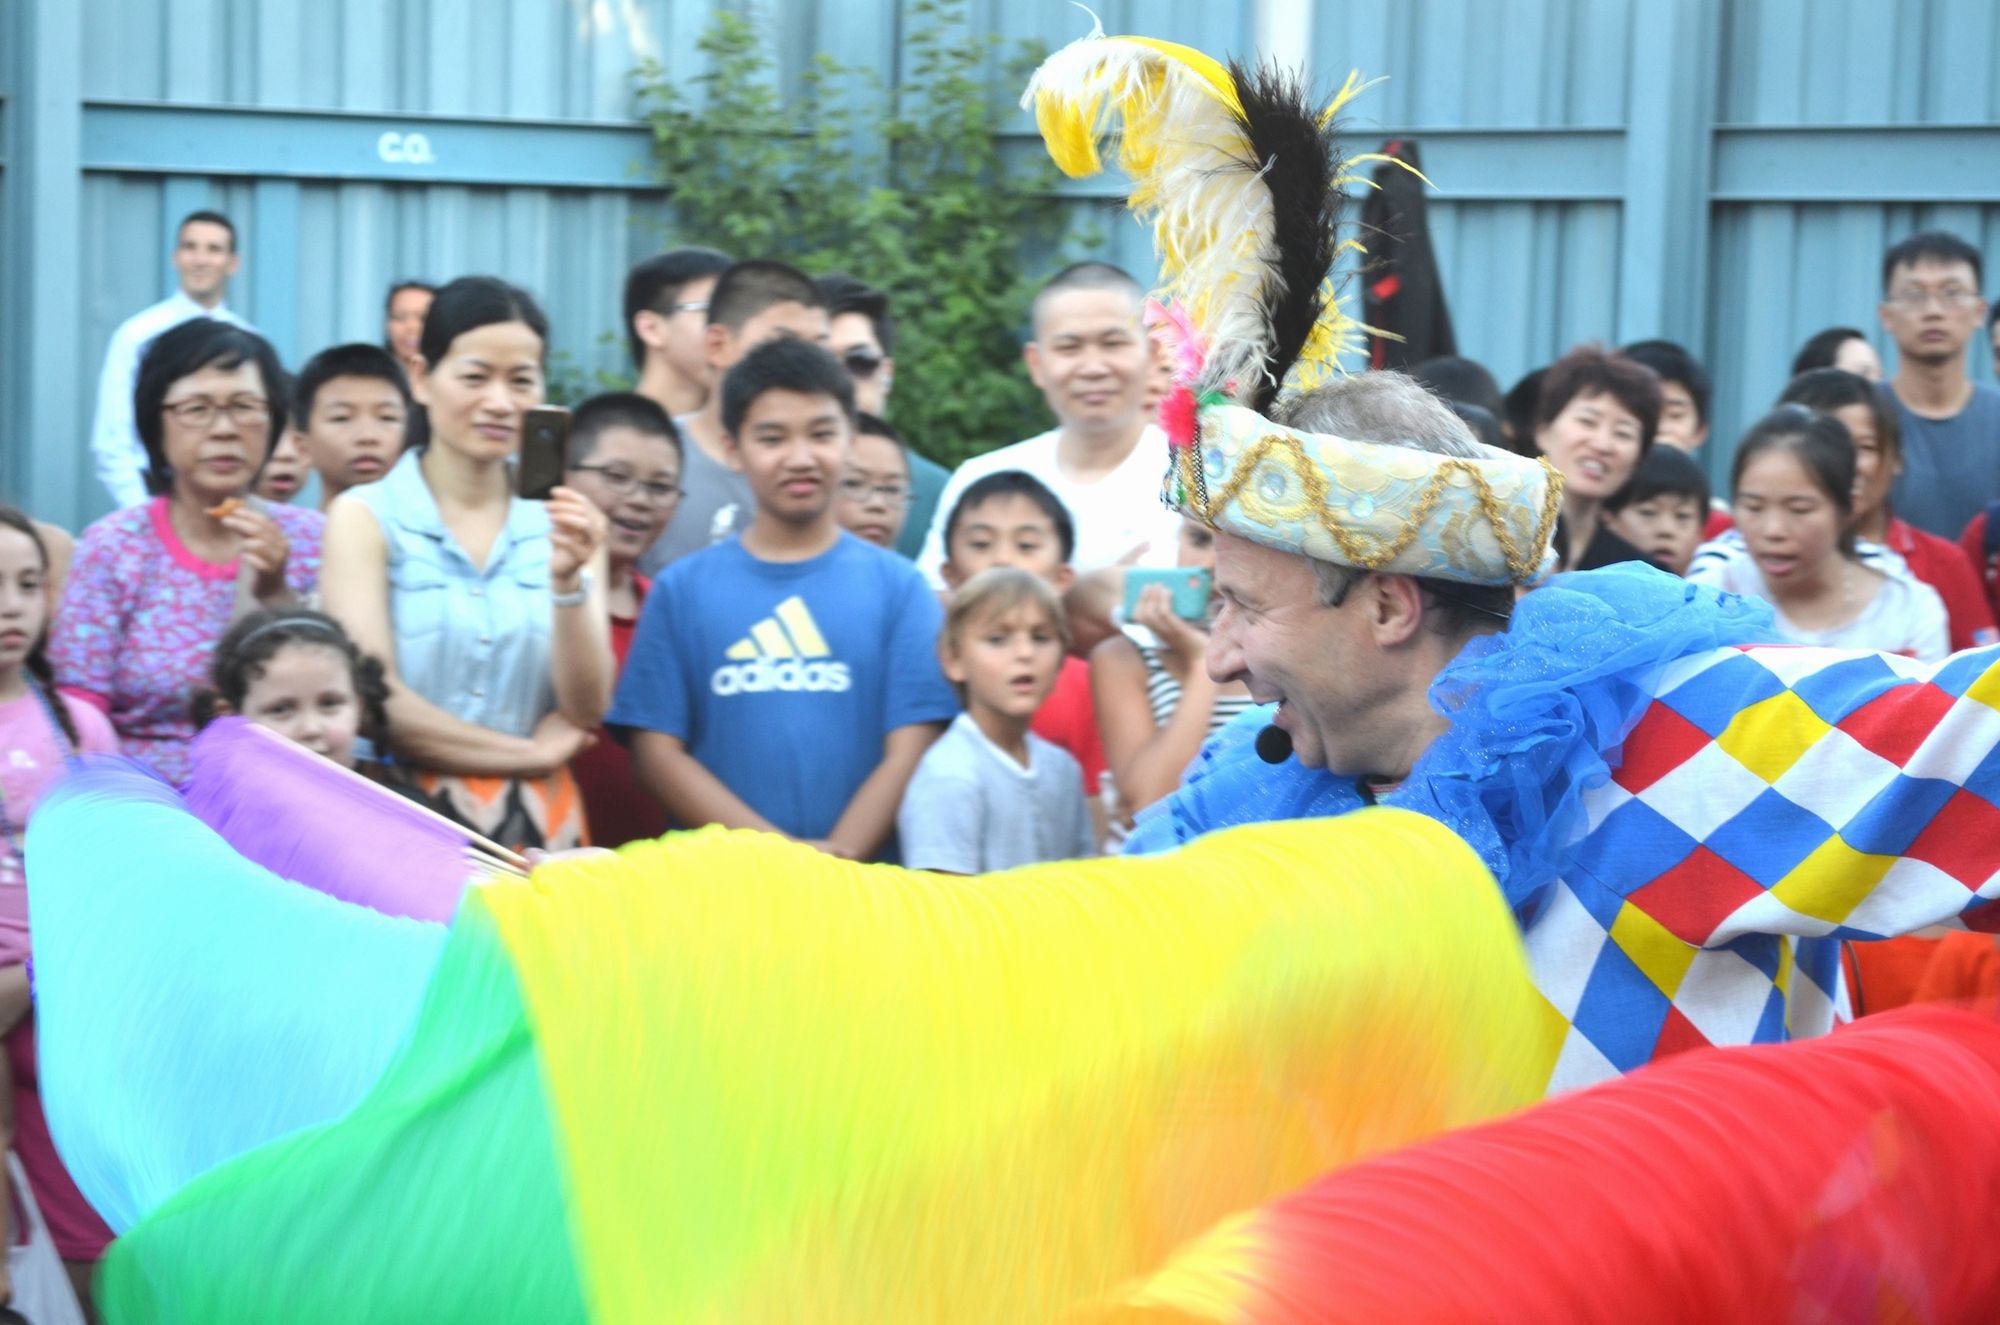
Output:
[50, 319, 322, 783]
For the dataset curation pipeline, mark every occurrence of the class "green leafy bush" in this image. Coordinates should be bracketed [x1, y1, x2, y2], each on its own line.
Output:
[629, 1, 1084, 467]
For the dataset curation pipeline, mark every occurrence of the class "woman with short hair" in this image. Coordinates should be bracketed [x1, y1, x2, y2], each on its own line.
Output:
[51, 319, 321, 782]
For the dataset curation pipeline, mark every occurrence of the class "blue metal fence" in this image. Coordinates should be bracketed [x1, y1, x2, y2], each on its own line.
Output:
[6, 0, 2000, 532]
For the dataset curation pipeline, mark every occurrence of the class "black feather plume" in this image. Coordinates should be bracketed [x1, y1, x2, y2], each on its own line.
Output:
[1225, 62, 1346, 414]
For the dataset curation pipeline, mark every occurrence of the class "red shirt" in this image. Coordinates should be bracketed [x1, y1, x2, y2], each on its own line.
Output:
[1031, 655, 1108, 796]
[1958, 509, 2000, 631]
[1884, 517, 1996, 652]
[572, 576, 670, 848]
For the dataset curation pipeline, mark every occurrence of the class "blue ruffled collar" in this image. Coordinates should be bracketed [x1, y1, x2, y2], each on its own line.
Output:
[1130, 564, 1777, 920]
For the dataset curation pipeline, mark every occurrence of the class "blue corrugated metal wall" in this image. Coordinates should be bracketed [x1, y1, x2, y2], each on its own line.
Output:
[9, 0, 2000, 532]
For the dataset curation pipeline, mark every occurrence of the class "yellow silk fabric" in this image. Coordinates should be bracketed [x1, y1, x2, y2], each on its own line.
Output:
[480, 811, 1554, 1323]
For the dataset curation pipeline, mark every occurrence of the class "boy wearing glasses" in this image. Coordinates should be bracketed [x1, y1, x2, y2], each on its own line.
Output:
[564, 391, 683, 845]
[832, 414, 913, 550]
[1877, 231, 2000, 537]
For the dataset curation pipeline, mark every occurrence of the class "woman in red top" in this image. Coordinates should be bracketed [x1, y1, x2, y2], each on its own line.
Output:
[1781, 368, 1997, 651]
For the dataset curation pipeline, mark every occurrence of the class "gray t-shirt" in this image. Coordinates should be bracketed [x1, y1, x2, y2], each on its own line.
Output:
[1887, 381, 2000, 538]
[898, 714, 1096, 873]
[638, 413, 754, 576]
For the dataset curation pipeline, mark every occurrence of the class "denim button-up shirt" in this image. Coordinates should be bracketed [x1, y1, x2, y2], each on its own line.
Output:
[354, 451, 555, 737]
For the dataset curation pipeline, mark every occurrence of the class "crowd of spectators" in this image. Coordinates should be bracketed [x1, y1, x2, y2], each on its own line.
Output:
[6, 210, 2000, 1311]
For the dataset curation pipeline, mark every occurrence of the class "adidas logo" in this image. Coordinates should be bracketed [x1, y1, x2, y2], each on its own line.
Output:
[710, 596, 852, 696]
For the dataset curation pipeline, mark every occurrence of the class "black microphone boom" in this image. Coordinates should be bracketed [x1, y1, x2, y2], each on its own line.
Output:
[1255, 725, 1293, 764]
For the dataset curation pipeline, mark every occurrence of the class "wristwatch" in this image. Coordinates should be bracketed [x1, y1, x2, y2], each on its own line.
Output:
[551, 570, 592, 609]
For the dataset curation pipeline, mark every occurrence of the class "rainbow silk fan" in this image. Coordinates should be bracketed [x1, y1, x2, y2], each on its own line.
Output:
[25, 762, 1556, 1324]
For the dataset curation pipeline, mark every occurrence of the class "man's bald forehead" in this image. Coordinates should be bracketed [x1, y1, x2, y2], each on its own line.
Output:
[1030, 262, 1146, 336]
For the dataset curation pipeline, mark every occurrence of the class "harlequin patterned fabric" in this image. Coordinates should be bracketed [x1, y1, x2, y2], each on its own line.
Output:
[1131, 563, 2000, 1093]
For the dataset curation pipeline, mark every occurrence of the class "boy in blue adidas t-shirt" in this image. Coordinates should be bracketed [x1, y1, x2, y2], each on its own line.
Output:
[609, 338, 957, 858]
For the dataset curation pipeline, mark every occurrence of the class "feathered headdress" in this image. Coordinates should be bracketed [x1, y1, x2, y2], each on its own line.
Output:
[1024, 25, 1562, 587]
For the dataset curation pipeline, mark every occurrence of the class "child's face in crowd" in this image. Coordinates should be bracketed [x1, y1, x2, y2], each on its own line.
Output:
[303, 375, 409, 495]
[1838, 402, 1897, 526]
[1026, 288, 1149, 433]
[729, 389, 852, 525]
[833, 432, 911, 549]
[567, 425, 682, 565]
[1654, 381, 1708, 454]
[256, 426, 308, 503]
[0, 526, 49, 677]
[1606, 494, 1704, 577]
[240, 642, 362, 768]
[414, 320, 545, 463]
[943, 495, 1073, 591]
[945, 602, 1066, 723]
[1175, 518, 1217, 571]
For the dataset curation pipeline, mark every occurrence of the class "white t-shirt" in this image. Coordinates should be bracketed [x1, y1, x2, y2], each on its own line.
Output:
[1685, 538, 1951, 661]
[917, 424, 1184, 586]
[897, 713, 1096, 873]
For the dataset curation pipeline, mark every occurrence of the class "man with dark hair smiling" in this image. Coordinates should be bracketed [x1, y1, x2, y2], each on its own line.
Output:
[91, 210, 254, 508]
[1877, 230, 1999, 536]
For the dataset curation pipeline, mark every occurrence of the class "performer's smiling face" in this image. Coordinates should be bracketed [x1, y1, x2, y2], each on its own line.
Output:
[1206, 533, 1417, 777]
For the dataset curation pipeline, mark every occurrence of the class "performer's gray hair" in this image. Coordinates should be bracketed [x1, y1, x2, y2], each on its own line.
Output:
[1269, 372, 1489, 610]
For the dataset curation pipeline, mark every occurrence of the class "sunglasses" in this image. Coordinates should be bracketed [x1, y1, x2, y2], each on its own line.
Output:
[841, 348, 886, 379]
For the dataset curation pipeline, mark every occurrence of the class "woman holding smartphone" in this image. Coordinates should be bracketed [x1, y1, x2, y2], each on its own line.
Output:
[1090, 518, 1254, 822]
[319, 276, 613, 850]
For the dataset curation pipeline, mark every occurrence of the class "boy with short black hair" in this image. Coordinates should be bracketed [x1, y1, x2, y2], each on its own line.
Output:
[642, 259, 830, 573]
[624, 246, 733, 418]
[611, 339, 956, 861]
[1619, 339, 1712, 455]
[833, 413, 914, 550]
[936, 469, 1107, 811]
[899, 567, 1095, 873]
[564, 391, 684, 846]
[1601, 444, 1710, 577]
[291, 343, 413, 509]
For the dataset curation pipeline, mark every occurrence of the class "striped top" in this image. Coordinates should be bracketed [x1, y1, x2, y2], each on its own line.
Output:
[1140, 645, 1258, 735]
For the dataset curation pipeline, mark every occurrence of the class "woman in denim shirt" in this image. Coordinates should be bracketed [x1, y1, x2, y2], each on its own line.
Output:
[320, 277, 613, 849]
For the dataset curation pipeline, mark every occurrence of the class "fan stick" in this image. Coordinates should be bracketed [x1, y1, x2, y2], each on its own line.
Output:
[238, 723, 532, 874]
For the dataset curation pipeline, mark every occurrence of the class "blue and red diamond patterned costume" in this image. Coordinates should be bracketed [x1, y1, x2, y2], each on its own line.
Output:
[1131, 562, 2000, 1092]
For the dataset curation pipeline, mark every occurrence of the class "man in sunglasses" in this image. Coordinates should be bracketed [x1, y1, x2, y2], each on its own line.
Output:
[817, 273, 950, 560]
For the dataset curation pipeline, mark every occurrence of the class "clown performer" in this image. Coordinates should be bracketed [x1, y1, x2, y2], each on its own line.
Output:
[1023, 31, 2000, 1092]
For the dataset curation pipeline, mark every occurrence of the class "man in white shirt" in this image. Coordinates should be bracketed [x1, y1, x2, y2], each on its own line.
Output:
[90, 210, 252, 507]
[918, 263, 1181, 585]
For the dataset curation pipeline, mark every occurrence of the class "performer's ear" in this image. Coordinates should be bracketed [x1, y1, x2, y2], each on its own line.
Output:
[1366, 574, 1428, 650]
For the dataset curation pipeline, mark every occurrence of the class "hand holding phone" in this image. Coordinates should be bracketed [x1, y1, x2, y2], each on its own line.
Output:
[516, 407, 571, 501]
[1121, 567, 1212, 622]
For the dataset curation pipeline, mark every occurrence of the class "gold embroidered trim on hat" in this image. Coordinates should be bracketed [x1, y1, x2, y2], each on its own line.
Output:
[1176, 430, 1564, 585]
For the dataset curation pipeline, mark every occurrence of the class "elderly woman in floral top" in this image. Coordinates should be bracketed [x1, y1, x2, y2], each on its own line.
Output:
[52, 319, 321, 783]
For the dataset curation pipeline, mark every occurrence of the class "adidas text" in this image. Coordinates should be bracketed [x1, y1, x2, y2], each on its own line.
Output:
[711, 658, 852, 696]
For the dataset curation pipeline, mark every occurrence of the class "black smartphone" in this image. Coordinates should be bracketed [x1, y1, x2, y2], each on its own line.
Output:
[517, 406, 571, 501]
